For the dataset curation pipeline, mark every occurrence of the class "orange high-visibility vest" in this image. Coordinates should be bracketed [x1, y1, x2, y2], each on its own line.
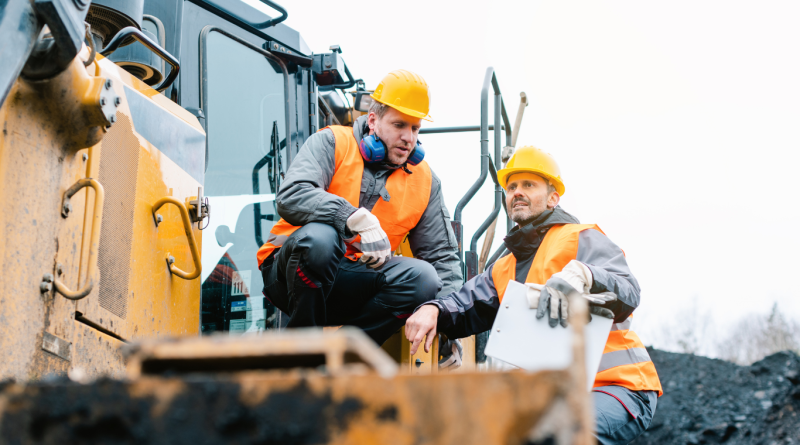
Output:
[256, 126, 432, 267]
[491, 224, 663, 396]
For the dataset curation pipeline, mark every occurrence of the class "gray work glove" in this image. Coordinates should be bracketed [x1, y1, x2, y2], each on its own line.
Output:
[584, 292, 618, 321]
[537, 285, 570, 328]
[535, 260, 593, 328]
[525, 260, 617, 327]
[346, 208, 392, 268]
[527, 283, 618, 327]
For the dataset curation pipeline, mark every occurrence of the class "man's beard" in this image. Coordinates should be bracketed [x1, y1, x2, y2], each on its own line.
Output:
[375, 127, 411, 165]
[386, 148, 410, 165]
[509, 194, 549, 225]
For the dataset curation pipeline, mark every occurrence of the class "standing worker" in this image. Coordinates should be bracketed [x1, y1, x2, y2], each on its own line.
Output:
[404, 146, 662, 444]
[257, 69, 462, 345]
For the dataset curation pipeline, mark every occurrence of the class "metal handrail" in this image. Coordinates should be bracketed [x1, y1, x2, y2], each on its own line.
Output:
[51, 178, 105, 300]
[470, 89, 505, 253]
[152, 197, 202, 280]
[199, 0, 288, 29]
[419, 125, 504, 135]
[452, 67, 512, 269]
[492, 75, 513, 146]
[453, 68, 493, 259]
[100, 27, 179, 93]
[478, 93, 529, 272]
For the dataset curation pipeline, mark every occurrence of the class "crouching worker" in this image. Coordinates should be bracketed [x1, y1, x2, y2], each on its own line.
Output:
[404, 146, 662, 444]
[257, 70, 462, 345]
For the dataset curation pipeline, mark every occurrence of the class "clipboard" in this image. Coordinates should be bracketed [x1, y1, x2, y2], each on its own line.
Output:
[484, 280, 613, 390]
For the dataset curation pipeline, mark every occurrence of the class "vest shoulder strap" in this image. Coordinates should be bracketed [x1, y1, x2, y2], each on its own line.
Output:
[490, 223, 606, 301]
[491, 253, 517, 303]
[526, 224, 604, 284]
[325, 125, 362, 207]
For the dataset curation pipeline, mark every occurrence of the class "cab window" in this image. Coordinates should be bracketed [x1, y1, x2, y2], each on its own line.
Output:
[200, 29, 288, 335]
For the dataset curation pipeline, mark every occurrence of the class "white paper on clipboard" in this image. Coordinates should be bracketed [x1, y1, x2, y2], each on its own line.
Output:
[484, 280, 613, 390]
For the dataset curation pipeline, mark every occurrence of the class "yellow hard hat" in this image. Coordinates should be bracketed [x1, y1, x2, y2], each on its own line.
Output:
[371, 69, 433, 122]
[497, 145, 566, 196]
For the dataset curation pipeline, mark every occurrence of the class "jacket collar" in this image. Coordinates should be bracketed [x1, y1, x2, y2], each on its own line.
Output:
[353, 115, 368, 145]
[503, 206, 580, 259]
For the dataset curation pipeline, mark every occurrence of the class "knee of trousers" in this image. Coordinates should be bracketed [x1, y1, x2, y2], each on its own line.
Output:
[394, 260, 442, 306]
[290, 223, 345, 273]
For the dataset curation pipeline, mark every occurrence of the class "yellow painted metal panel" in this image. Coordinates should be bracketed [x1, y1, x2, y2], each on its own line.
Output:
[73, 58, 203, 343]
[126, 137, 202, 339]
[0, 49, 204, 379]
[71, 319, 126, 378]
[401, 327, 438, 375]
[0, 61, 111, 379]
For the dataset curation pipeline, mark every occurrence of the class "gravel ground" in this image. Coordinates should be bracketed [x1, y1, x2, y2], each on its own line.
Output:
[632, 348, 800, 445]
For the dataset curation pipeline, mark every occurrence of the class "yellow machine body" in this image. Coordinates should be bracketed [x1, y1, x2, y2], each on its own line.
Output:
[382, 238, 478, 374]
[0, 49, 205, 380]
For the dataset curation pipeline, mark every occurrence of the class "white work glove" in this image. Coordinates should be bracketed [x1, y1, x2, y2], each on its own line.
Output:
[346, 208, 392, 268]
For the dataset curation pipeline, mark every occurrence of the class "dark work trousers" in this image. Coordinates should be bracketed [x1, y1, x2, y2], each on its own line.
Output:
[260, 223, 442, 345]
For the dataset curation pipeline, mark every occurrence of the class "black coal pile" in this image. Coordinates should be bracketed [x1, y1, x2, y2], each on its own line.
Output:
[632, 348, 800, 445]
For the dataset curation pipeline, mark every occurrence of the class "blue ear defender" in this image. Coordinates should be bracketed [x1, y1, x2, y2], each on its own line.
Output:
[359, 134, 386, 163]
[407, 141, 425, 166]
[358, 134, 426, 166]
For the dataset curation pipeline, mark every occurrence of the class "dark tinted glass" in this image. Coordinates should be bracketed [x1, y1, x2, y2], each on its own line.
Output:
[200, 30, 287, 335]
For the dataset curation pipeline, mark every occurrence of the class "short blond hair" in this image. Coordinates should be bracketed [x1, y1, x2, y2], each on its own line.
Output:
[369, 100, 390, 119]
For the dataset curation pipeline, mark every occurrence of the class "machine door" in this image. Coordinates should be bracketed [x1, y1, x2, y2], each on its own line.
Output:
[200, 28, 289, 335]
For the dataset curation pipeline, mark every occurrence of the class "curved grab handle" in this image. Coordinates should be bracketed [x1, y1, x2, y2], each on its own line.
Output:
[100, 27, 180, 93]
[53, 178, 105, 300]
[199, 0, 288, 29]
[152, 197, 202, 280]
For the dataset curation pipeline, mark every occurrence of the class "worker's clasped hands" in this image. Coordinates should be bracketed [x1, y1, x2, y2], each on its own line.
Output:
[347, 208, 393, 268]
[528, 260, 618, 328]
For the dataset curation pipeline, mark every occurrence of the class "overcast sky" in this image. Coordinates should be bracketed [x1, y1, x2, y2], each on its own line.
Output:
[246, 0, 800, 350]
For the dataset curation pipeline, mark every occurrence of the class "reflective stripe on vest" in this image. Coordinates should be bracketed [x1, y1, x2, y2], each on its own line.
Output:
[611, 319, 631, 331]
[256, 125, 432, 266]
[490, 224, 663, 396]
[597, 347, 651, 372]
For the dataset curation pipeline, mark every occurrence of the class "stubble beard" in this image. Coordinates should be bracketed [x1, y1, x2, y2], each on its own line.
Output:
[509, 194, 549, 225]
[386, 148, 410, 165]
[374, 125, 411, 165]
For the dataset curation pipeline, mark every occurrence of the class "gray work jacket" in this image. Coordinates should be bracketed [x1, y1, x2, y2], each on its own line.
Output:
[276, 115, 463, 298]
[427, 207, 642, 339]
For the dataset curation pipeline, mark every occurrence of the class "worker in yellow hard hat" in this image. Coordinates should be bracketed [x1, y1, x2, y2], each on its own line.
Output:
[257, 69, 462, 346]
[405, 145, 663, 445]
[370, 69, 433, 122]
[495, 145, 565, 196]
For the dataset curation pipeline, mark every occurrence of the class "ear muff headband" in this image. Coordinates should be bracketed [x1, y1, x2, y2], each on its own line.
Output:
[359, 134, 426, 166]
